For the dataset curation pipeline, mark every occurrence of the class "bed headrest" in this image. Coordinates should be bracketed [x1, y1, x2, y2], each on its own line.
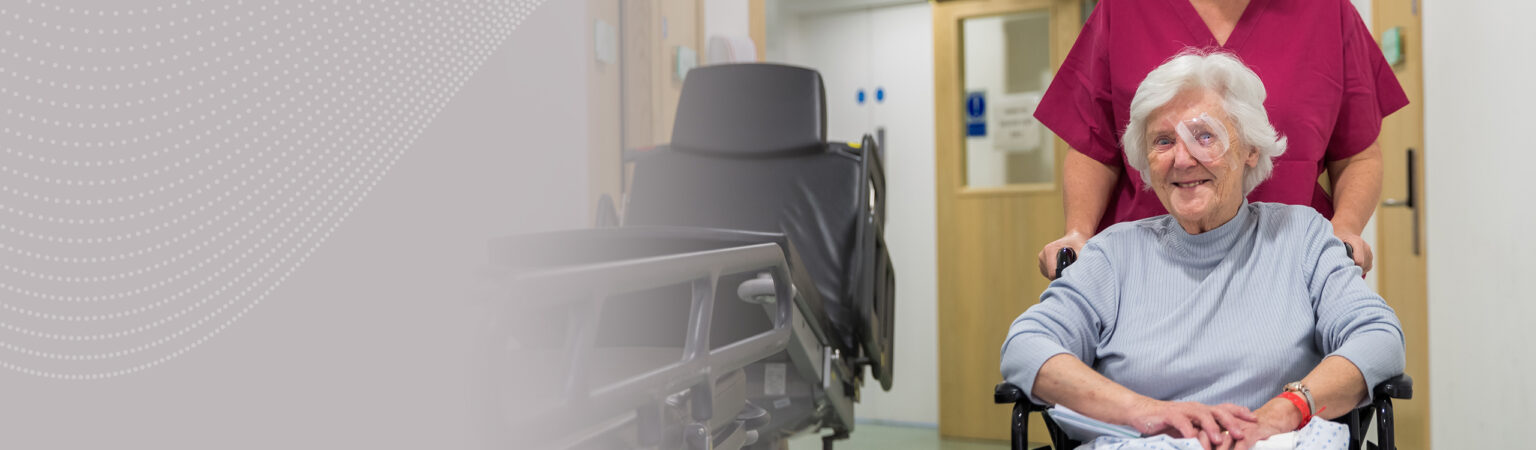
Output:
[670, 63, 827, 157]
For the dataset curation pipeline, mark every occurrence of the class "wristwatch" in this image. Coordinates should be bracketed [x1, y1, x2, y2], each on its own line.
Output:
[1283, 381, 1316, 416]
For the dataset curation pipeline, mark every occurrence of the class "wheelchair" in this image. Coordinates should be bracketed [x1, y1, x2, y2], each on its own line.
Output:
[993, 248, 1413, 450]
[491, 63, 895, 449]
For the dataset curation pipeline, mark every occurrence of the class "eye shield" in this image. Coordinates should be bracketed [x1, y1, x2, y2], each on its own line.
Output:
[1162, 112, 1231, 165]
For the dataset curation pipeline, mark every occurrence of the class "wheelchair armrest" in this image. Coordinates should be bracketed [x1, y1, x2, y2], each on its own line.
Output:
[994, 382, 1023, 404]
[994, 382, 1047, 411]
[1375, 374, 1413, 400]
[595, 194, 620, 228]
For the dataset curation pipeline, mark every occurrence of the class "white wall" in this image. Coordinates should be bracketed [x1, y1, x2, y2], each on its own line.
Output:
[860, 3, 940, 427]
[704, 0, 751, 46]
[1423, 2, 1536, 447]
[767, 1, 942, 426]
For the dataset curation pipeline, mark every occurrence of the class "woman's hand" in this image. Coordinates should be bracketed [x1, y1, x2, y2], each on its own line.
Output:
[1037, 231, 1090, 279]
[1225, 398, 1304, 450]
[1122, 398, 1257, 448]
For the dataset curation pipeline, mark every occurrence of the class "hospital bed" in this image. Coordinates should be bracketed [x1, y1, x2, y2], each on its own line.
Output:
[490, 63, 894, 449]
[992, 248, 1414, 450]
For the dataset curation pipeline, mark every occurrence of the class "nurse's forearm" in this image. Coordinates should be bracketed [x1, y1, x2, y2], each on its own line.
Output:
[1063, 149, 1121, 236]
[1325, 143, 1384, 236]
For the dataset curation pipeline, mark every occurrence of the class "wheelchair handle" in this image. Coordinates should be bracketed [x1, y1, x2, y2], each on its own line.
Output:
[1058, 242, 1351, 279]
[1055, 247, 1078, 280]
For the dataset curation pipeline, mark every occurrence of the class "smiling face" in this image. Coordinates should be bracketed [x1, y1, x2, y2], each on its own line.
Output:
[1144, 88, 1257, 234]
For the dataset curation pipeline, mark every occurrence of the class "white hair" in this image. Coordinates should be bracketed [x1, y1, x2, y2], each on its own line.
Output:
[1121, 49, 1287, 194]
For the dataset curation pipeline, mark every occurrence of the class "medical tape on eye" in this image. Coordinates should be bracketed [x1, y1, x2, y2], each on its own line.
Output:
[1173, 113, 1231, 165]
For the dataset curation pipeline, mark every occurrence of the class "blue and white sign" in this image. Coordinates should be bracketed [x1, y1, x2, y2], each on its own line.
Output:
[965, 91, 987, 137]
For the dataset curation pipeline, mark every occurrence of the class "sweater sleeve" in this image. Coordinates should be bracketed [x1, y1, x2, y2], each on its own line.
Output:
[1303, 212, 1406, 405]
[1000, 238, 1123, 405]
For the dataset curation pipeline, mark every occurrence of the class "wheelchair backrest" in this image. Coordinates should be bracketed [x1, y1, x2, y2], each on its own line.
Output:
[623, 63, 866, 350]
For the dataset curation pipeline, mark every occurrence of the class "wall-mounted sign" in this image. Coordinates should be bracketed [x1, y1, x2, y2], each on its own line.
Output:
[1382, 27, 1405, 66]
[993, 92, 1043, 152]
[675, 46, 698, 81]
[593, 19, 617, 66]
[965, 91, 987, 137]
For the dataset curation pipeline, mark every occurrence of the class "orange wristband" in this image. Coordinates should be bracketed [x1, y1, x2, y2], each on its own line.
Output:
[1278, 392, 1312, 430]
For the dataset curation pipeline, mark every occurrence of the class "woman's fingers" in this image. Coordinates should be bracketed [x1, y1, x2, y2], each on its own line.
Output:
[1217, 403, 1258, 422]
[1219, 435, 1238, 450]
[1165, 413, 1198, 441]
[1210, 405, 1256, 440]
[1232, 429, 1267, 450]
[1192, 410, 1224, 446]
[1208, 410, 1241, 441]
[1135, 400, 1256, 445]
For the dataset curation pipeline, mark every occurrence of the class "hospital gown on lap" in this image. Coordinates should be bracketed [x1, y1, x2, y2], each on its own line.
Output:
[1071, 415, 1349, 450]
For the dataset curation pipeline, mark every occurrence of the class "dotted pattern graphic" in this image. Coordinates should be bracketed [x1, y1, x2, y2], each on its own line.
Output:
[0, 0, 546, 379]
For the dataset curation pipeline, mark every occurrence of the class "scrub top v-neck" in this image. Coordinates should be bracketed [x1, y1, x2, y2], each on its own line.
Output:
[1168, 0, 1265, 49]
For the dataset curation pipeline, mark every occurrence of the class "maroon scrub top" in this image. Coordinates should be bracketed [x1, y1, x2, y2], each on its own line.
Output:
[1035, 0, 1409, 232]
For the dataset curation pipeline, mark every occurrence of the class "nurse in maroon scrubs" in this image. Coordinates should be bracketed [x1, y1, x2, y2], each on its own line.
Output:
[1033, 0, 1407, 279]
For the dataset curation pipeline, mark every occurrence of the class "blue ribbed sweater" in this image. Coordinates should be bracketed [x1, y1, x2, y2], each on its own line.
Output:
[1000, 202, 1405, 410]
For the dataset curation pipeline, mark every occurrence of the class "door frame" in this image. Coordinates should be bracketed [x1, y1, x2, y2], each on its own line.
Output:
[1370, 0, 1429, 447]
[933, 0, 1081, 441]
[935, 0, 1077, 198]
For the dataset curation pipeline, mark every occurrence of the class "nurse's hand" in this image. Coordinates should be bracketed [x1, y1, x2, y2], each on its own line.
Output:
[1334, 230, 1373, 275]
[1038, 232, 1089, 279]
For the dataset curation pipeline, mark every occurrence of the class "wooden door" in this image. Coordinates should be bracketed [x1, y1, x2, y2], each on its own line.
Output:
[1371, 1, 1428, 448]
[588, 0, 622, 218]
[614, 0, 703, 204]
[933, 0, 1080, 441]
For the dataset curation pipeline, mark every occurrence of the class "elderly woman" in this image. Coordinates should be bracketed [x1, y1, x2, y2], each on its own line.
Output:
[999, 50, 1405, 449]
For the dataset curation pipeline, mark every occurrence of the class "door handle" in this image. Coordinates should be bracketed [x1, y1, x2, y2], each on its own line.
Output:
[1379, 148, 1419, 255]
[1380, 148, 1415, 209]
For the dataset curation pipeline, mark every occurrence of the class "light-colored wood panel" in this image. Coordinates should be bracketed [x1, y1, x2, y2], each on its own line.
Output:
[937, 195, 1065, 440]
[622, 0, 656, 149]
[589, 0, 623, 219]
[1373, 1, 1428, 448]
[749, 0, 766, 61]
[653, 0, 702, 142]
[935, 0, 1080, 442]
[618, 0, 704, 199]
[959, 184, 1061, 197]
